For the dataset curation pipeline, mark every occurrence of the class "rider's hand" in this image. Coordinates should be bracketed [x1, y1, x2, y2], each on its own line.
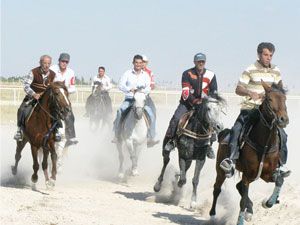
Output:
[248, 91, 260, 101]
[130, 88, 137, 93]
[33, 93, 41, 100]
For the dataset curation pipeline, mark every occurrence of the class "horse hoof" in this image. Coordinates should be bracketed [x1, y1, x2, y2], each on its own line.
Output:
[153, 182, 161, 192]
[190, 201, 197, 209]
[118, 173, 124, 179]
[210, 215, 216, 220]
[31, 182, 37, 191]
[262, 198, 272, 208]
[11, 166, 17, 175]
[177, 180, 186, 188]
[46, 178, 55, 189]
[244, 212, 253, 222]
[131, 169, 139, 176]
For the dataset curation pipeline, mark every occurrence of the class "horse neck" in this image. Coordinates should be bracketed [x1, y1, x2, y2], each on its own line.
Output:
[36, 91, 52, 120]
[250, 110, 278, 147]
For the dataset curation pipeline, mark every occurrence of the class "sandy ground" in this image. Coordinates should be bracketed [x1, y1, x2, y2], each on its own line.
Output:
[1, 98, 300, 225]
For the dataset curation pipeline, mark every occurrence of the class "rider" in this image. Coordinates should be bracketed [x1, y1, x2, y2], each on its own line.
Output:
[85, 66, 113, 116]
[220, 42, 291, 178]
[162, 53, 218, 159]
[50, 53, 78, 147]
[112, 54, 159, 147]
[142, 55, 158, 141]
[14, 55, 56, 141]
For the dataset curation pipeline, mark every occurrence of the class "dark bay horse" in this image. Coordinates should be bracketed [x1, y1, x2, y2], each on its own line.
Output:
[209, 81, 289, 225]
[11, 81, 71, 189]
[86, 82, 112, 131]
[154, 96, 226, 208]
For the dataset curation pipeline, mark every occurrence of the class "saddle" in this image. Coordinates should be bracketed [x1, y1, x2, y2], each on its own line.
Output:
[20, 99, 37, 129]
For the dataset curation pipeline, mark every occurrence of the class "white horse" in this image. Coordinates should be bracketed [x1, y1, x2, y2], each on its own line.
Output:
[116, 91, 148, 178]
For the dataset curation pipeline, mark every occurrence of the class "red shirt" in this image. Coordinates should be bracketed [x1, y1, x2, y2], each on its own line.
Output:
[144, 67, 155, 90]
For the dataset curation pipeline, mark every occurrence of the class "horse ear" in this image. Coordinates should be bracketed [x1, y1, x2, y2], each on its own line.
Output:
[261, 80, 271, 92]
[277, 80, 283, 89]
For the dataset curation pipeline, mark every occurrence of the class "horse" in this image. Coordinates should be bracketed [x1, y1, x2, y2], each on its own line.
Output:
[116, 91, 149, 179]
[86, 82, 112, 131]
[11, 81, 71, 189]
[209, 81, 289, 225]
[154, 95, 226, 208]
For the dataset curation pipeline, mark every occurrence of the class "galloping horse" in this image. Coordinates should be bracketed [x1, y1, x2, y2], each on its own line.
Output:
[154, 95, 226, 208]
[11, 81, 71, 189]
[116, 91, 149, 178]
[209, 81, 289, 225]
[86, 82, 112, 131]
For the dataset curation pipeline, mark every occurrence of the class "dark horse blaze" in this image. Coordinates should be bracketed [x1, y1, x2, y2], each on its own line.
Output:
[209, 81, 289, 225]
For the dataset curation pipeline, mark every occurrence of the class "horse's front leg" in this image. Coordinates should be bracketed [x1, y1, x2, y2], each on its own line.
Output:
[47, 141, 57, 188]
[126, 140, 138, 176]
[262, 173, 284, 208]
[30, 145, 39, 190]
[154, 150, 171, 192]
[236, 178, 252, 225]
[116, 142, 125, 179]
[177, 158, 191, 188]
[11, 139, 27, 175]
[41, 147, 50, 182]
[190, 159, 205, 209]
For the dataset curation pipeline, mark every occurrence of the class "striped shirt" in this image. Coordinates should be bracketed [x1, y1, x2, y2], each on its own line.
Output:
[23, 69, 52, 96]
[238, 61, 281, 109]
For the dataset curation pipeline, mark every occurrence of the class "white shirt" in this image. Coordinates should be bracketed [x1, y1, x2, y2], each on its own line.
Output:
[92, 75, 112, 91]
[50, 64, 76, 94]
[119, 69, 151, 99]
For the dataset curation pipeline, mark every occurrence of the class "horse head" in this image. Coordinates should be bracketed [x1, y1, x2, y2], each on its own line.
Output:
[48, 81, 71, 120]
[195, 95, 225, 133]
[93, 82, 105, 96]
[261, 80, 289, 128]
[133, 91, 146, 120]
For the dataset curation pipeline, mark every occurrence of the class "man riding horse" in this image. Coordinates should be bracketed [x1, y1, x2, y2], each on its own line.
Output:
[220, 42, 291, 178]
[112, 54, 159, 147]
[162, 52, 218, 159]
[14, 55, 58, 141]
[85, 66, 113, 117]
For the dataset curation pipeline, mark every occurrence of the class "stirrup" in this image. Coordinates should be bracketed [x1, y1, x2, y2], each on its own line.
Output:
[13, 131, 23, 141]
[206, 146, 215, 159]
[278, 166, 291, 178]
[220, 158, 235, 178]
[164, 139, 176, 152]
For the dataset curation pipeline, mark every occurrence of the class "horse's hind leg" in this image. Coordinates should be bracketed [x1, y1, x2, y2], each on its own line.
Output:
[191, 159, 205, 209]
[262, 174, 284, 208]
[11, 139, 27, 175]
[154, 150, 171, 192]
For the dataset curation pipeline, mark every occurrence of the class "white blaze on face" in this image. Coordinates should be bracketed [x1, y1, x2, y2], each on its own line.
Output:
[134, 92, 146, 108]
[207, 100, 224, 132]
[59, 88, 70, 105]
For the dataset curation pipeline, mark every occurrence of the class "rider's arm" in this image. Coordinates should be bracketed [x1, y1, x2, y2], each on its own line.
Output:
[67, 71, 76, 94]
[181, 71, 197, 106]
[104, 76, 112, 91]
[142, 73, 151, 94]
[23, 70, 36, 97]
[236, 69, 261, 100]
[119, 71, 131, 93]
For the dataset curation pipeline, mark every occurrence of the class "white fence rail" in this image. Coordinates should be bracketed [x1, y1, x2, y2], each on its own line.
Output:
[1, 86, 300, 106]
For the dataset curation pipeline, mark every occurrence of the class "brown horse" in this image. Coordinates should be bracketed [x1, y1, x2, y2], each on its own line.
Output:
[11, 81, 71, 189]
[209, 81, 289, 225]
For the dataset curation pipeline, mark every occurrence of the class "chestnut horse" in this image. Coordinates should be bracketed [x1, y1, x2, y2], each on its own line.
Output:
[209, 81, 289, 225]
[11, 81, 71, 189]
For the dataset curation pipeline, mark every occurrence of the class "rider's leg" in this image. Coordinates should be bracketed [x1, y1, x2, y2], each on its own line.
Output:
[144, 105, 159, 147]
[220, 109, 250, 177]
[112, 100, 131, 142]
[64, 110, 78, 147]
[146, 95, 156, 117]
[278, 128, 291, 177]
[14, 98, 31, 141]
[163, 103, 189, 152]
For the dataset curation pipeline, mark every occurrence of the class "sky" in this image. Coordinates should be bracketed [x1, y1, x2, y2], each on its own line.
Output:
[1, 0, 300, 93]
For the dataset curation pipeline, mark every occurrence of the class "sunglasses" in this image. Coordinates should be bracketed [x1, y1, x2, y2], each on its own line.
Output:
[60, 60, 69, 63]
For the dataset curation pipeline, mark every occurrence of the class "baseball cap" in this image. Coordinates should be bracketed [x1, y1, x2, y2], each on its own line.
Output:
[142, 55, 149, 62]
[59, 53, 70, 61]
[194, 53, 206, 62]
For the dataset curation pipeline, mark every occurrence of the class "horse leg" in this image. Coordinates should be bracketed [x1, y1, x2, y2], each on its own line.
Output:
[41, 147, 50, 182]
[49, 142, 58, 181]
[262, 174, 284, 208]
[31, 146, 39, 185]
[116, 142, 125, 178]
[236, 179, 252, 224]
[153, 150, 171, 192]
[191, 159, 205, 209]
[177, 158, 188, 187]
[11, 139, 27, 175]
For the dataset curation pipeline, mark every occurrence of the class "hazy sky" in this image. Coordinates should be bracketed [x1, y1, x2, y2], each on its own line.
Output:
[1, 0, 300, 92]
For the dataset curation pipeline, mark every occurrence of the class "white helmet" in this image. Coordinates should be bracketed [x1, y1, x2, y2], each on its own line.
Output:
[142, 55, 149, 62]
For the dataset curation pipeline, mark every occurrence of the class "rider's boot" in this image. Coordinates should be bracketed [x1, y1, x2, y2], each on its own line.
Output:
[206, 145, 215, 159]
[65, 138, 78, 148]
[55, 131, 62, 142]
[13, 127, 23, 141]
[147, 138, 160, 148]
[220, 143, 237, 178]
[278, 165, 291, 178]
[163, 135, 176, 152]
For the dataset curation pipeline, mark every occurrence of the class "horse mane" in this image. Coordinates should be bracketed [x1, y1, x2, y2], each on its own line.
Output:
[271, 83, 287, 95]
